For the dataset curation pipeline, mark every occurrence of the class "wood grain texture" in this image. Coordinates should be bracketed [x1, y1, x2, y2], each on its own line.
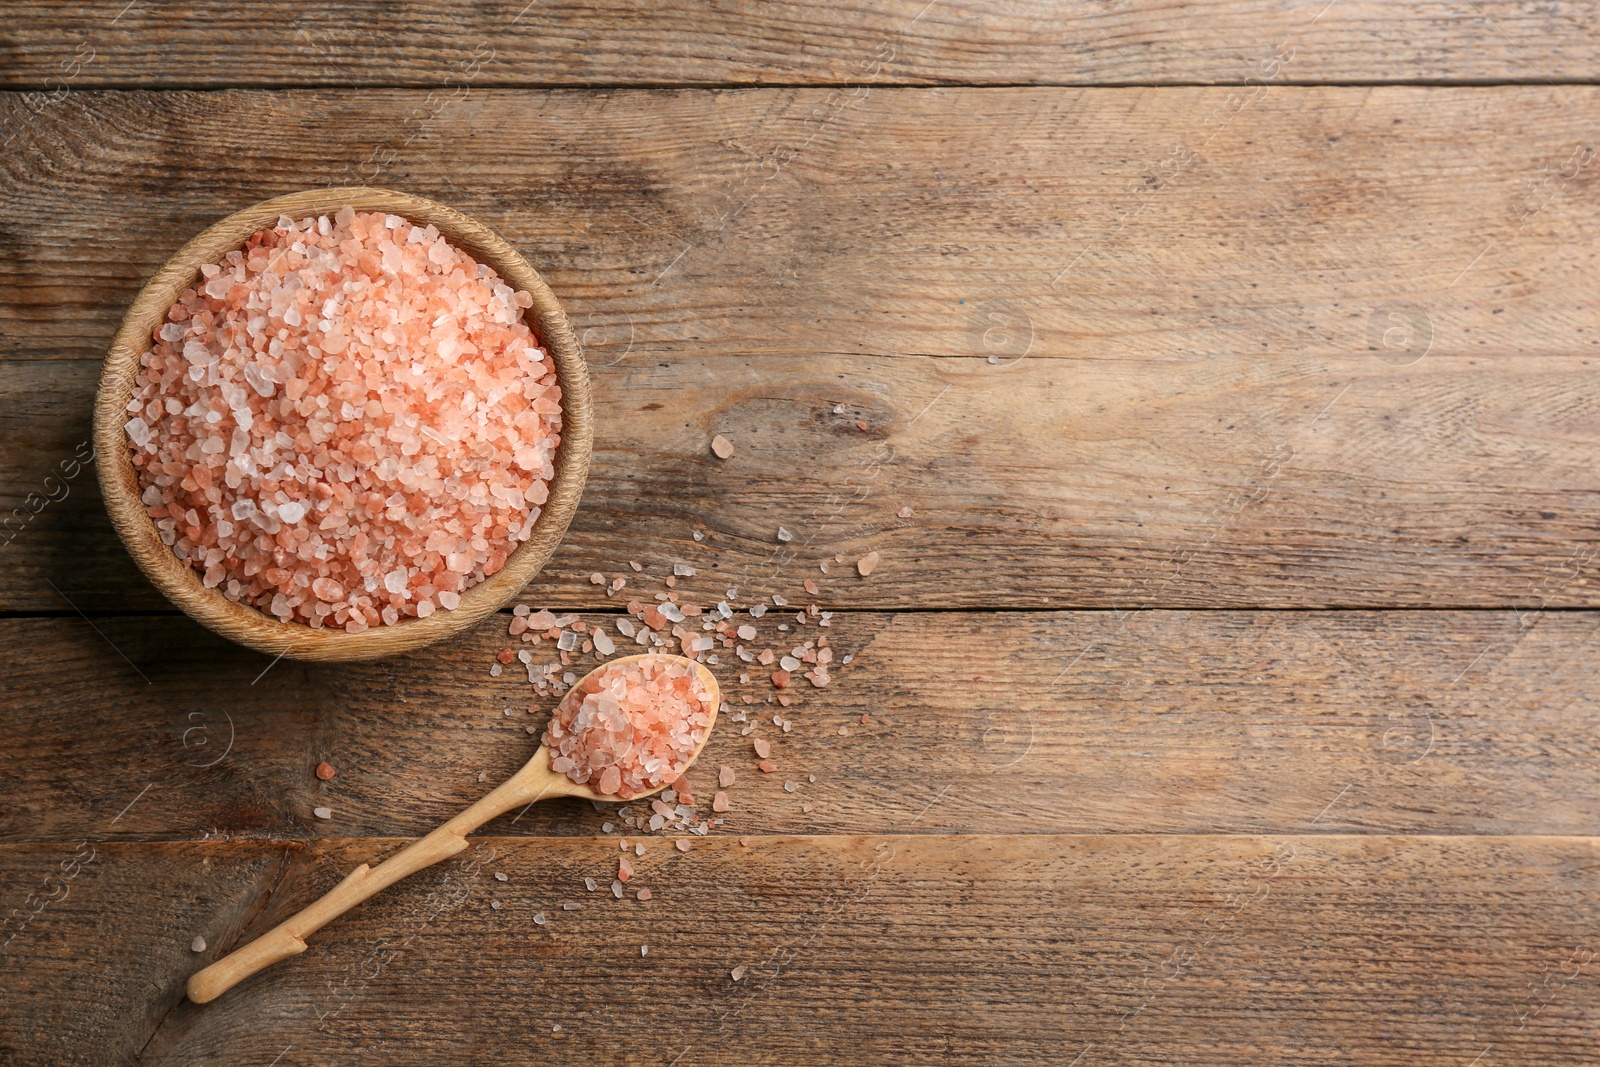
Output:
[1, 1, 1596, 88]
[3, 88, 1600, 611]
[2, 19, 1597, 1061]
[3, 609, 1596, 844]
[2, 834, 1596, 1064]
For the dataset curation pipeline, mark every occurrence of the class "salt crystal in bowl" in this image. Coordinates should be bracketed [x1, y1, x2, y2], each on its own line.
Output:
[94, 188, 592, 661]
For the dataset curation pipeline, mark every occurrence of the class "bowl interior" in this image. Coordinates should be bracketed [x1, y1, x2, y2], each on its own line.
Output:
[94, 187, 593, 663]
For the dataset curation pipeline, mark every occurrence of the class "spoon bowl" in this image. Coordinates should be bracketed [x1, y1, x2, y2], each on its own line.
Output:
[187, 653, 719, 1003]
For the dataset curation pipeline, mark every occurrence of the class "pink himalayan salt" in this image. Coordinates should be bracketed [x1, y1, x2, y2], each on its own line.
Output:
[125, 207, 561, 630]
[542, 656, 714, 800]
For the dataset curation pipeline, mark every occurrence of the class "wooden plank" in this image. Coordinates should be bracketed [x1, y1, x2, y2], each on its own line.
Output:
[2, 834, 1595, 1063]
[3, 88, 1600, 610]
[3, 609, 1597, 844]
[5, 348, 1600, 614]
[1, 2, 1595, 89]
[9, 87, 1600, 367]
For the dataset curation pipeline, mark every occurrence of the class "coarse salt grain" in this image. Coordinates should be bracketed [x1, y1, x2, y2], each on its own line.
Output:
[127, 209, 561, 631]
[542, 655, 714, 799]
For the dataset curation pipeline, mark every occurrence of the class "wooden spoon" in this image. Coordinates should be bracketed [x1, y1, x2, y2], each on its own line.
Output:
[187, 653, 720, 1003]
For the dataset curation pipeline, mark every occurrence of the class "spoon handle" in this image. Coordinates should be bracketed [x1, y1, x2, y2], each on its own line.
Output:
[187, 760, 566, 1003]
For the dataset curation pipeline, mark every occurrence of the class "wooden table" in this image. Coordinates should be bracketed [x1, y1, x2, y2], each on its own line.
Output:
[3, 4, 1599, 1063]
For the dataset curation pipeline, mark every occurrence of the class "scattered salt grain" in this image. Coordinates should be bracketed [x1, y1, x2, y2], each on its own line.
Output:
[711, 434, 734, 459]
[533, 911, 547, 925]
[491, 900, 503, 910]
[313, 806, 332, 820]
[713, 791, 729, 811]
[857, 551, 881, 576]
[731, 965, 747, 981]
[776, 527, 792, 542]
[191, 935, 207, 953]
[315, 761, 336, 781]
[676, 839, 691, 852]
[585, 877, 597, 891]
[898, 505, 913, 518]
[641, 945, 649, 956]
[784, 781, 798, 793]
[562, 902, 580, 911]
[718, 765, 736, 787]
[495, 871, 509, 882]
[673, 563, 695, 577]
[637, 887, 653, 901]
[752, 738, 771, 759]
[592, 629, 615, 655]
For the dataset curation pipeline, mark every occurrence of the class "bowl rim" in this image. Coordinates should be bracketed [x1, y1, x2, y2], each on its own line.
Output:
[94, 186, 593, 663]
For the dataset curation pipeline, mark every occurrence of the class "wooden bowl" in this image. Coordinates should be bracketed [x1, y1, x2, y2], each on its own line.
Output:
[94, 187, 593, 662]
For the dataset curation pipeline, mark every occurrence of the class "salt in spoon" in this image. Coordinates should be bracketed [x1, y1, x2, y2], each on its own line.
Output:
[187, 652, 719, 1003]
